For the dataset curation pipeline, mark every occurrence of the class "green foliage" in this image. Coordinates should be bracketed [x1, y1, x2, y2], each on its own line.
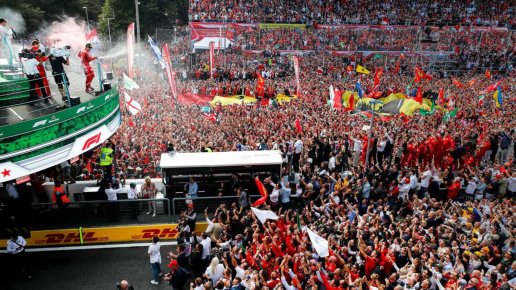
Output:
[2, 0, 186, 37]
[98, 0, 188, 40]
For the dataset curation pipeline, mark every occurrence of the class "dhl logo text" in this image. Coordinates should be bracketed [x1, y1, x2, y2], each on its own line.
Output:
[35, 232, 108, 244]
[136, 228, 179, 240]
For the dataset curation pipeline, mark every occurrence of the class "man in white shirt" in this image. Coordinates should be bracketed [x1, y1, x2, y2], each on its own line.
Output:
[419, 166, 432, 197]
[0, 19, 15, 70]
[352, 137, 363, 166]
[293, 135, 303, 172]
[148, 236, 162, 285]
[21, 50, 49, 102]
[200, 232, 212, 267]
[6, 234, 32, 279]
[409, 170, 418, 193]
[105, 183, 122, 200]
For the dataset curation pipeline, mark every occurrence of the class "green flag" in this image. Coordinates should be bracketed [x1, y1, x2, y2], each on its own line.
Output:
[373, 54, 383, 60]
[123, 73, 140, 91]
[442, 107, 458, 122]
[419, 100, 435, 116]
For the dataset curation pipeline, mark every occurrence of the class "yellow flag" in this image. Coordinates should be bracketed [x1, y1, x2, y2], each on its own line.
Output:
[356, 64, 370, 75]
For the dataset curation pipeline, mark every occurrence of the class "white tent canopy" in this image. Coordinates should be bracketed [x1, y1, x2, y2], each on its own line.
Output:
[160, 150, 283, 169]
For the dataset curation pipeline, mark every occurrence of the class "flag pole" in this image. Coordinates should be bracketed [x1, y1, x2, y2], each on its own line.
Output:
[365, 99, 379, 170]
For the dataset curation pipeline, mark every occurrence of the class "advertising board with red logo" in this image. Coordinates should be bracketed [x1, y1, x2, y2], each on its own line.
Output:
[0, 223, 208, 247]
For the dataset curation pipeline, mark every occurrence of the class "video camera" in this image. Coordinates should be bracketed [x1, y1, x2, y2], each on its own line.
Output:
[49, 46, 71, 58]
[18, 48, 45, 59]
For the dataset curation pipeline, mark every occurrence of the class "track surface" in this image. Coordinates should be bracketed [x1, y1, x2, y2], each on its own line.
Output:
[0, 244, 180, 290]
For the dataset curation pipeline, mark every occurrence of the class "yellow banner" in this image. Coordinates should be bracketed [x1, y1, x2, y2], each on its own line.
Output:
[259, 23, 307, 29]
[1, 223, 208, 247]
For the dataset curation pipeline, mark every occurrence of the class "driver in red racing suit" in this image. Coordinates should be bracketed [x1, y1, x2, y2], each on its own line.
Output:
[77, 43, 97, 93]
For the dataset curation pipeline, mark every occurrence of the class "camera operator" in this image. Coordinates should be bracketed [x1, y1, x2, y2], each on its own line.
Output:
[21, 49, 49, 103]
[49, 46, 71, 101]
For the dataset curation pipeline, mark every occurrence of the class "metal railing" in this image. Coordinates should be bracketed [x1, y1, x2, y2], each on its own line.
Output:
[29, 198, 172, 229]
[171, 195, 261, 217]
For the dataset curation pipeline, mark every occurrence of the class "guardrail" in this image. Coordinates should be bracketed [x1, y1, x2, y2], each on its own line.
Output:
[171, 195, 261, 216]
[29, 198, 171, 229]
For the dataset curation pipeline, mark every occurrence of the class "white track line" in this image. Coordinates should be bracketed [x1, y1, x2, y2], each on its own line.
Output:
[8, 108, 24, 120]
[0, 241, 177, 253]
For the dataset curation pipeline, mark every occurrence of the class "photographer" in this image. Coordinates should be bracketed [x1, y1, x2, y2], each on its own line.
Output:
[20, 49, 49, 103]
[49, 46, 71, 101]
[6, 234, 32, 279]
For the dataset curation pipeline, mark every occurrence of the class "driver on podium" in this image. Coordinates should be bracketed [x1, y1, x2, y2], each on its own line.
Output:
[78, 43, 97, 94]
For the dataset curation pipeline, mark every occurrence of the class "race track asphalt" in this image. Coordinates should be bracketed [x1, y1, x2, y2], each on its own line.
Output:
[0, 245, 180, 290]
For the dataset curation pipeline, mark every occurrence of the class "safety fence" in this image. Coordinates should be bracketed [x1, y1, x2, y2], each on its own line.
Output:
[28, 198, 172, 230]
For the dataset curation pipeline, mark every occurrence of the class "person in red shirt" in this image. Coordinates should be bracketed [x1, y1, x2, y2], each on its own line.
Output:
[31, 40, 51, 97]
[78, 43, 97, 93]
[447, 177, 461, 200]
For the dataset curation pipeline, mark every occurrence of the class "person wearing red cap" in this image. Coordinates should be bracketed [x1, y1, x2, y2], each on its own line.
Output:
[164, 259, 189, 290]
[78, 43, 97, 94]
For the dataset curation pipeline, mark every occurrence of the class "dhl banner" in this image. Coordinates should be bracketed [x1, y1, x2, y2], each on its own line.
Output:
[0, 223, 208, 247]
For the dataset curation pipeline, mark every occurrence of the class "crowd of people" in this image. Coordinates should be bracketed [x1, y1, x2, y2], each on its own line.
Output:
[188, 0, 514, 27]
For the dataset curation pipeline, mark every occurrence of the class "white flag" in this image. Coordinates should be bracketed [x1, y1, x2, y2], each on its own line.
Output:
[307, 228, 329, 257]
[123, 73, 140, 90]
[251, 207, 279, 224]
[329, 84, 335, 101]
[123, 92, 142, 115]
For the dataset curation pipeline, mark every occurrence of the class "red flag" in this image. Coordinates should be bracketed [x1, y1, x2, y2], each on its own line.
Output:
[209, 41, 215, 78]
[380, 115, 392, 122]
[414, 67, 425, 83]
[85, 28, 97, 41]
[424, 73, 433, 81]
[414, 87, 423, 104]
[467, 78, 476, 87]
[438, 88, 445, 105]
[252, 177, 268, 207]
[373, 67, 383, 87]
[486, 80, 502, 93]
[295, 119, 302, 133]
[485, 69, 492, 79]
[333, 90, 342, 109]
[128, 117, 135, 128]
[400, 113, 410, 124]
[345, 93, 355, 111]
[256, 73, 265, 97]
[86, 161, 93, 173]
[204, 113, 216, 123]
[162, 43, 178, 108]
[451, 78, 465, 89]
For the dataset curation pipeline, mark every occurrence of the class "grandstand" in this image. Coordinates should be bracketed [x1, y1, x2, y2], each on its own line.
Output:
[0, 1, 514, 289]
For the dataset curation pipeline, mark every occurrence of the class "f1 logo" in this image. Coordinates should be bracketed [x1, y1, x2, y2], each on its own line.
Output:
[82, 133, 102, 150]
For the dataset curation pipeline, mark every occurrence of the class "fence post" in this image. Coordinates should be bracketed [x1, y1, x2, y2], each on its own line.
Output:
[62, 73, 71, 106]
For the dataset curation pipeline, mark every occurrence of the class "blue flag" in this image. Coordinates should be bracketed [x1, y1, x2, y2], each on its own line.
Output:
[147, 35, 166, 69]
[356, 82, 364, 98]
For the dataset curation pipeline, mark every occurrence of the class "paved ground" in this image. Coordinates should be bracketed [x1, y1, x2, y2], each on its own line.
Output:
[0, 244, 180, 290]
